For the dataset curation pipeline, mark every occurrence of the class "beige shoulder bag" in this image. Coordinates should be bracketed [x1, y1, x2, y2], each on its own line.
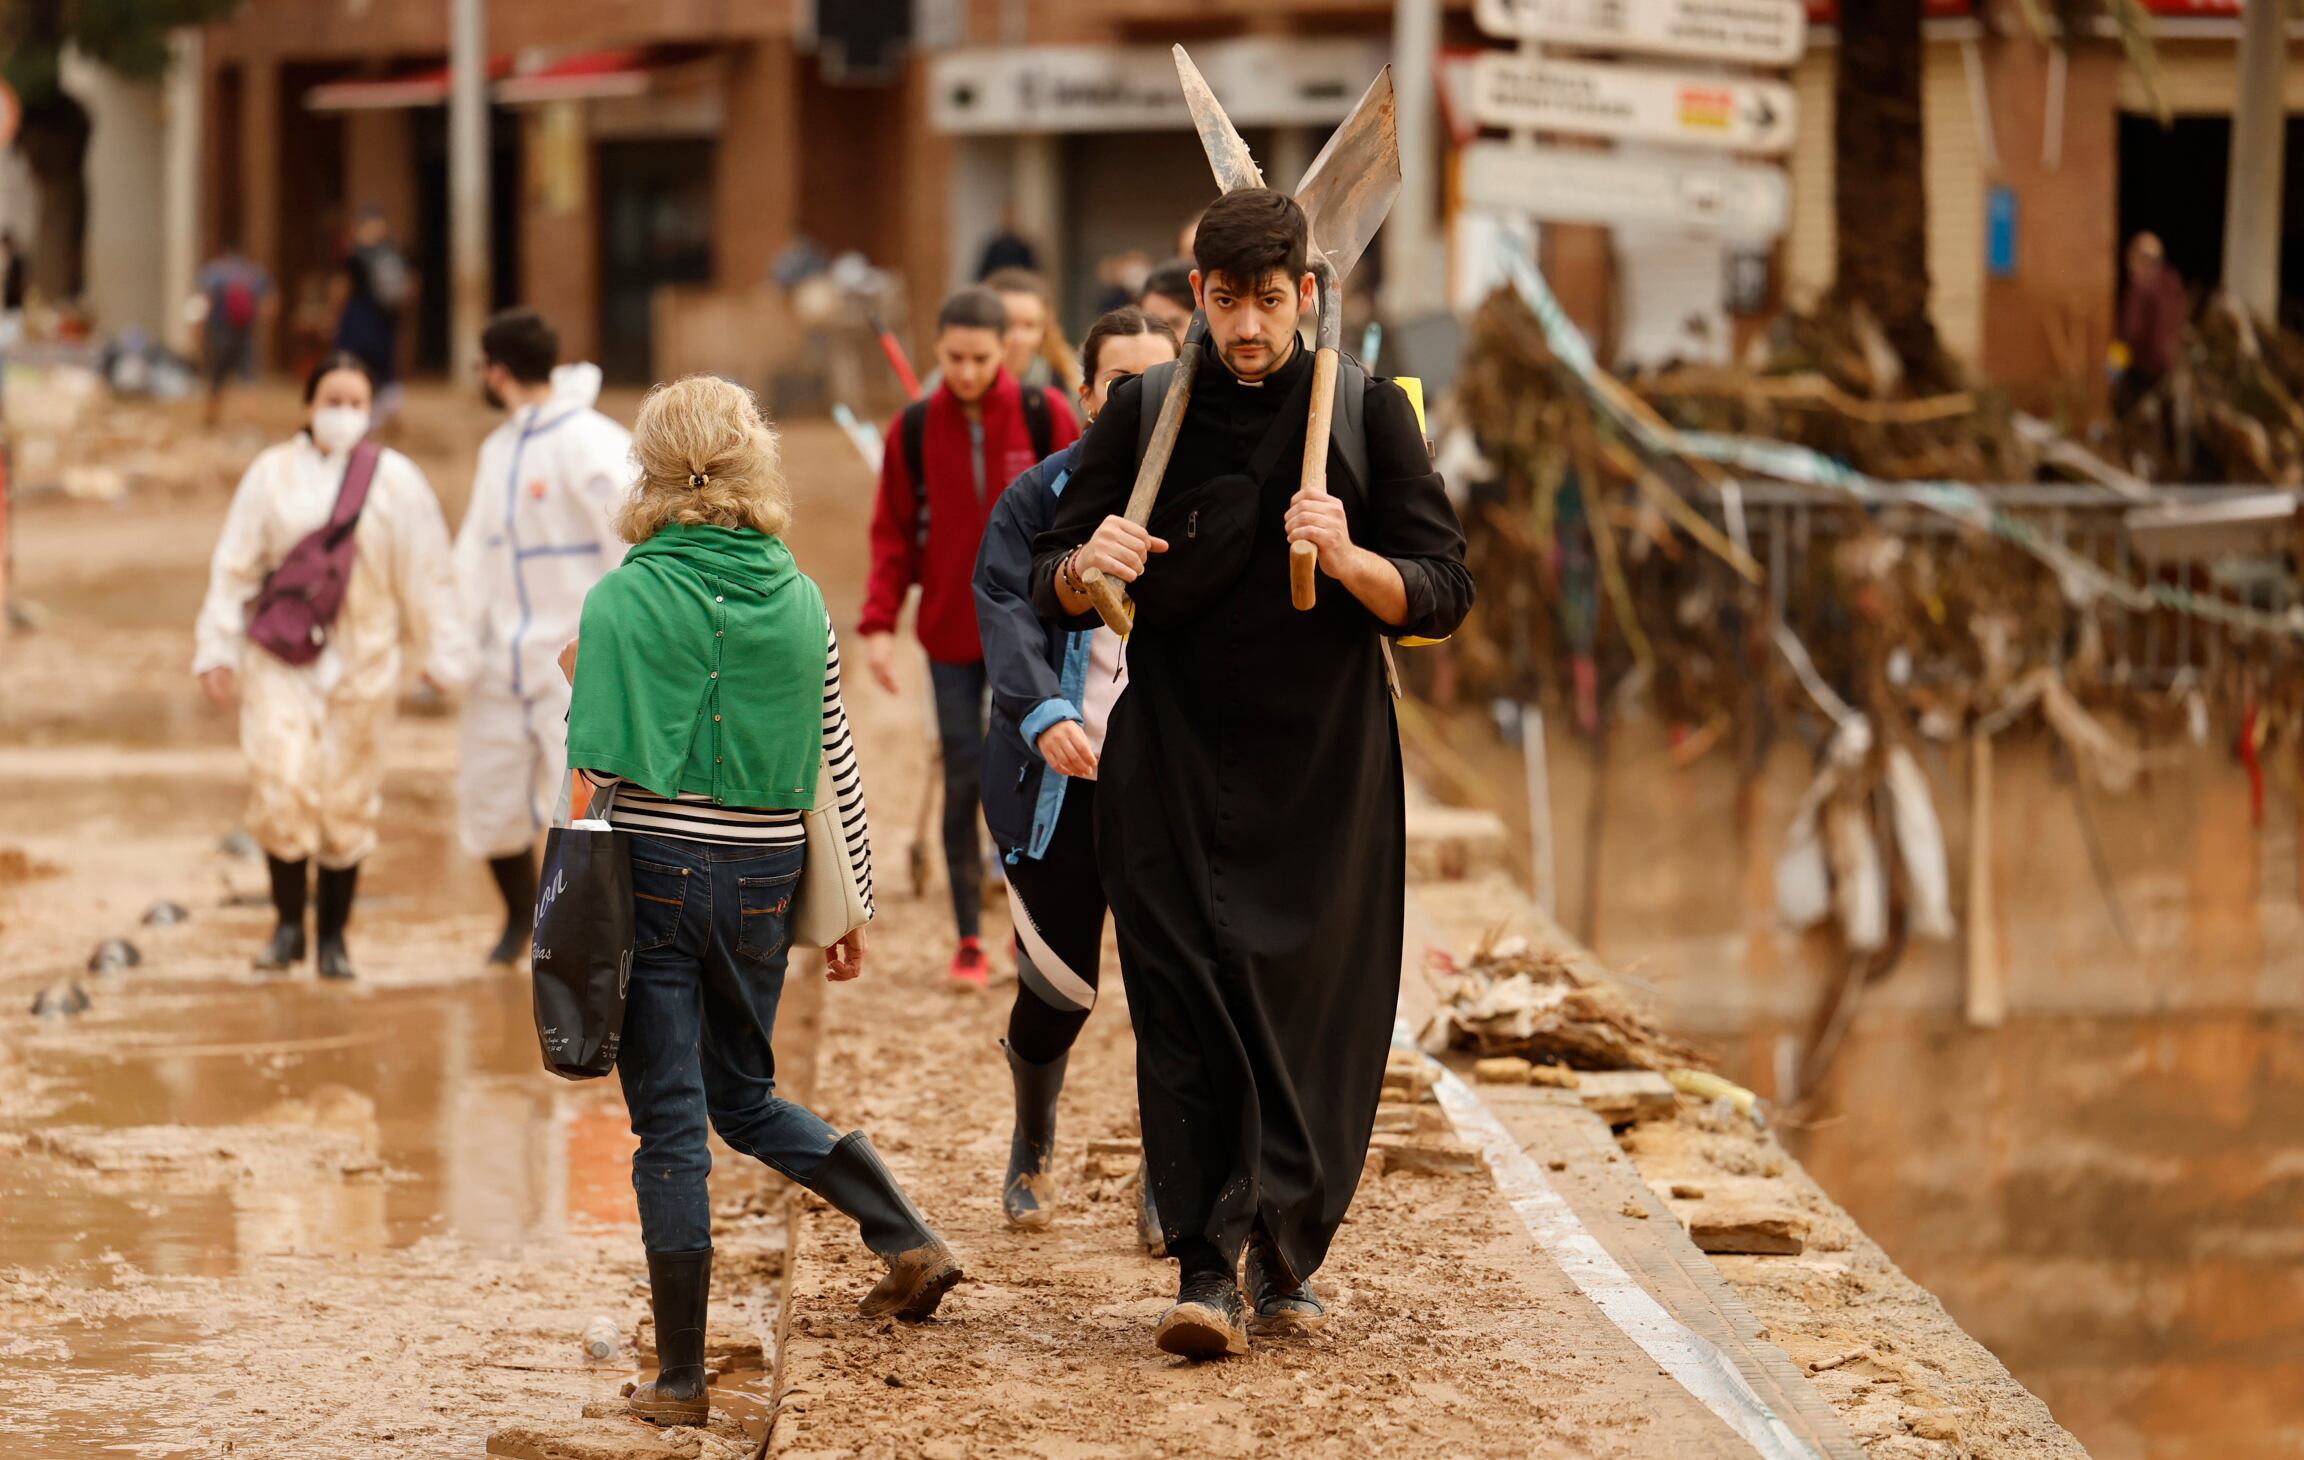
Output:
[792, 750, 870, 947]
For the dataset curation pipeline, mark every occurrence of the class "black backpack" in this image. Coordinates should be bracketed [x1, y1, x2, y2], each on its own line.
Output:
[899, 386, 1055, 547]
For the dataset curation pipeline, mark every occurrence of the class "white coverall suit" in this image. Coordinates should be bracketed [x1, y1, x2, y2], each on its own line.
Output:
[194, 437, 472, 868]
[453, 363, 632, 859]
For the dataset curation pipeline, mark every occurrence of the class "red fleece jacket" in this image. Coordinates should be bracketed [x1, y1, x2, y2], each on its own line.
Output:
[860, 370, 1080, 664]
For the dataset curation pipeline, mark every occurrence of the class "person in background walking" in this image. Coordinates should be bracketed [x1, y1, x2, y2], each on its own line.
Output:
[2116, 232, 2187, 418]
[333, 207, 413, 426]
[985, 267, 1082, 395]
[563, 376, 959, 1429]
[859, 287, 1080, 987]
[974, 305, 1177, 1242]
[453, 307, 632, 967]
[194, 352, 471, 979]
[194, 241, 274, 428]
[976, 204, 1039, 280]
[1137, 258, 1196, 340]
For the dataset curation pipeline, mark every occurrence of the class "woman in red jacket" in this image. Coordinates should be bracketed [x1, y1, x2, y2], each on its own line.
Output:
[857, 286, 1079, 985]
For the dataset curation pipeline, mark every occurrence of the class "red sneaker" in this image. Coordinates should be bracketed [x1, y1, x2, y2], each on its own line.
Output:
[947, 937, 989, 989]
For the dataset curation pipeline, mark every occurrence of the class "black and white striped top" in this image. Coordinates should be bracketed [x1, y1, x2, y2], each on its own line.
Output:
[585, 622, 874, 917]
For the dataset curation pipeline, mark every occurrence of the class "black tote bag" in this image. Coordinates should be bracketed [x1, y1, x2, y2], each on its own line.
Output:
[531, 782, 634, 1079]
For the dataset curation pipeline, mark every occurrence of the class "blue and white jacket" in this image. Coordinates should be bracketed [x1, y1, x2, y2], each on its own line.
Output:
[973, 438, 1107, 859]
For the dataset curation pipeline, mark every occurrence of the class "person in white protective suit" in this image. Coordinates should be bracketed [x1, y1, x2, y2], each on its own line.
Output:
[194, 351, 473, 980]
[454, 308, 634, 965]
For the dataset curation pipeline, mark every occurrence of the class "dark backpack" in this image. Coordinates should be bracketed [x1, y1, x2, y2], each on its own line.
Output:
[1133, 352, 1371, 493]
[246, 441, 382, 666]
[900, 386, 1055, 547]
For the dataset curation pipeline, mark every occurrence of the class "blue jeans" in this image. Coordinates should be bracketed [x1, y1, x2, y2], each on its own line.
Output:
[616, 834, 842, 1253]
[928, 658, 987, 941]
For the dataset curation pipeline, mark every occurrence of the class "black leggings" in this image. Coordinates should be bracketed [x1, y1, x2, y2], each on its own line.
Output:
[1003, 778, 1110, 1064]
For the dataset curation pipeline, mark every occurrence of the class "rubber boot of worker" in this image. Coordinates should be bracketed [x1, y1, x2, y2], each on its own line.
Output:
[1001, 1040, 1067, 1230]
[1155, 1246, 1249, 1360]
[315, 864, 359, 981]
[486, 850, 537, 967]
[808, 1131, 963, 1321]
[627, 1247, 711, 1427]
[1134, 1159, 1166, 1257]
[1245, 1234, 1327, 1337]
[254, 856, 308, 972]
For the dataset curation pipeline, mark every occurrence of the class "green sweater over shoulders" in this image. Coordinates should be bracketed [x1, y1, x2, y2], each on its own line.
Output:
[566, 524, 825, 810]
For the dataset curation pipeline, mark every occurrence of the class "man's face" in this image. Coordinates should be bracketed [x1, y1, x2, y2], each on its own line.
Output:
[937, 325, 1003, 405]
[478, 359, 512, 411]
[998, 290, 1047, 379]
[2127, 242, 2160, 284]
[1139, 290, 1194, 339]
[1193, 268, 1312, 381]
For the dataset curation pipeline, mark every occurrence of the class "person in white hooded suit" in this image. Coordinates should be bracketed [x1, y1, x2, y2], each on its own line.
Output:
[454, 308, 633, 964]
[196, 351, 472, 980]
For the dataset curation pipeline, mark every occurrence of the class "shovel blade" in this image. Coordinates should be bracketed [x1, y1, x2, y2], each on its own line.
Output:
[1295, 65, 1401, 286]
[1174, 44, 1267, 194]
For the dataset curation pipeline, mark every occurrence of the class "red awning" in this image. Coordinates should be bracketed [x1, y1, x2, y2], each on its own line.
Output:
[304, 49, 658, 112]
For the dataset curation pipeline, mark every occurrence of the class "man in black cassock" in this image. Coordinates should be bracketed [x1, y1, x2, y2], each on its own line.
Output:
[1033, 189, 1474, 1358]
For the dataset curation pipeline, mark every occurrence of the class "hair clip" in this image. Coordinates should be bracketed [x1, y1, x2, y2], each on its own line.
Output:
[689, 472, 709, 488]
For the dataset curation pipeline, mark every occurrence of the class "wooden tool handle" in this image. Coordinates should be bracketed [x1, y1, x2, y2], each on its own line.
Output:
[1075, 339, 1205, 638]
[1082, 573, 1132, 636]
[1292, 346, 1341, 611]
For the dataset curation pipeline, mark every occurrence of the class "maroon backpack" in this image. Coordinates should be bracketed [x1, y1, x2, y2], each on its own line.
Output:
[246, 440, 382, 665]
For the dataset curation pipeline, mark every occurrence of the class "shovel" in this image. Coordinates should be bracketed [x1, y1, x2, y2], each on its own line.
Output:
[1077, 46, 1266, 637]
[1288, 67, 1401, 611]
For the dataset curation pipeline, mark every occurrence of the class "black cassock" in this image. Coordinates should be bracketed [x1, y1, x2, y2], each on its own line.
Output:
[1032, 343, 1473, 1284]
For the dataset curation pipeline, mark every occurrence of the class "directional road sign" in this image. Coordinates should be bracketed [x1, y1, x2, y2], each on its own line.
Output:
[1459, 140, 1791, 241]
[1468, 52, 1798, 155]
[1472, 0, 1807, 67]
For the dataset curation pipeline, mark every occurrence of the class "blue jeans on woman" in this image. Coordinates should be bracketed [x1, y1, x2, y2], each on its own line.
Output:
[617, 834, 841, 1254]
[928, 658, 988, 940]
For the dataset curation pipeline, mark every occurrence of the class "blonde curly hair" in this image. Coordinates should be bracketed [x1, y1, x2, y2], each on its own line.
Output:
[615, 374, 792, 544]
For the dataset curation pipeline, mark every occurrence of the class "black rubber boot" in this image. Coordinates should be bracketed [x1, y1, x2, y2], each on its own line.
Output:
[808, 1131, 963, 1321]
[1135, 1159, 1166, 1257]
[1155, 1255, 1250, 1360]
[254, 857, 308, 972]
[1245, 1236, 1326, 1337]
[627, 1248, 711, 1426]
[1001, 1040, 1067, 1231]
[485, 851, 537, 966]
[315, 864, 358, 981]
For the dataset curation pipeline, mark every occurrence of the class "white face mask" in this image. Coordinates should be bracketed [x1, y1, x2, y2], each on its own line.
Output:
[310, 406, 371, 455]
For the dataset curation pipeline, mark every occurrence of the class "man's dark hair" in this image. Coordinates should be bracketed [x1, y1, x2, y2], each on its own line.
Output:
[1192, 190, 1308, 291]
[480, 307, 559, 385]
[1140, 259, 1195, 311]
[1080, 306, 1179, 382]
[937, 285, 1009, 336]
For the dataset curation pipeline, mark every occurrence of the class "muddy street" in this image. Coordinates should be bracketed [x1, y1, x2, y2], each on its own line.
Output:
[1, 389, 2079, 1460]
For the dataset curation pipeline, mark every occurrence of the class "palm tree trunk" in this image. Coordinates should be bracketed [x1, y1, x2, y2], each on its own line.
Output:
[1830, 0, 1949, 388]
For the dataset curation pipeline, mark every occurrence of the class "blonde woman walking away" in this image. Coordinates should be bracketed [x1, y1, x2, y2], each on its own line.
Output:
[563, 376, 960, 1428]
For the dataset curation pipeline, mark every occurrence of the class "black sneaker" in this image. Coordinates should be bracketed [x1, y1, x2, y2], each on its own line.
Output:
[1154, 1269, 1249, 1359]
[1246, 1242, 1327, 1337]
[316, 937, 356, 981]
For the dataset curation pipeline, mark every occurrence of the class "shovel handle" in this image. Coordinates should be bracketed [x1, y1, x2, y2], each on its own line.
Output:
[1292, 346, 1342, 611]
[1076, 339, 1205, 637]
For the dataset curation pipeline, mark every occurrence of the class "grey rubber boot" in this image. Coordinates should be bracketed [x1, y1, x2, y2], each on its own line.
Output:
[808, 1131, 963, 1321]
[627, 1247, 711, 1426]
[1001, 1040, 1068, 1231]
